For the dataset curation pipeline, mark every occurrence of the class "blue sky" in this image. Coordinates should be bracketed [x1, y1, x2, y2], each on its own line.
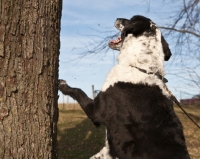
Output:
[58, 0, 199, 103]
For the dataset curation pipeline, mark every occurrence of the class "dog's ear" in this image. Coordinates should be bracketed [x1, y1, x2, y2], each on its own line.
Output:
[161, 35, 172, 61]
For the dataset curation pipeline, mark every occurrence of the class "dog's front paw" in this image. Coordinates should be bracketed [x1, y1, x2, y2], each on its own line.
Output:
[58, 79, 67, 85]
[58, 79, 71, 95]
[58, 79, 68, 90]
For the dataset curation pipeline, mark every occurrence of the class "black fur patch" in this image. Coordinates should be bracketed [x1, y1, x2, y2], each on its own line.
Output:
[114, 15, 172, 61]
[59, 81, 190, 159]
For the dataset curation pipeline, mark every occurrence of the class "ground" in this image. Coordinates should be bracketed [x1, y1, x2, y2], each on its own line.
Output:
[57, 103, 200, 159]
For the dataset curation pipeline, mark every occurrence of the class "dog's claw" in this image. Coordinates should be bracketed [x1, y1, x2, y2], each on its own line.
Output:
[58, 79, 67, 85]
[58, 79, 70, 94]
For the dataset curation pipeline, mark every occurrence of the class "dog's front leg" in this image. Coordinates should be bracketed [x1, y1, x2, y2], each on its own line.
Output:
[59, 80, 116, 158]
[58, 79, 98, 124]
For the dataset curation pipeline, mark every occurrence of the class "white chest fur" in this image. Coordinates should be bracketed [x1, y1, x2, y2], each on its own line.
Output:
[101, 28, 170, 97]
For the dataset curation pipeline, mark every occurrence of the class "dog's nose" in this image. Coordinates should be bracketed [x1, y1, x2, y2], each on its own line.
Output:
[115, 18, 124, 31]
[114, 18, 130, 31]
[114, 19, 121, 30]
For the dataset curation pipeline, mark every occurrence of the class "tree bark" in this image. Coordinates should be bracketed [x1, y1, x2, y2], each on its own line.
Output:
[0, 0, 62, 158]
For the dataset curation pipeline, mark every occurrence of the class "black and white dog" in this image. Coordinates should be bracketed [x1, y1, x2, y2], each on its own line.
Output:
[58, 15, 190, 159]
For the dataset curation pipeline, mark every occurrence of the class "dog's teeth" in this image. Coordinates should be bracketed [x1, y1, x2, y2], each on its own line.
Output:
[110, 37, 122, 44]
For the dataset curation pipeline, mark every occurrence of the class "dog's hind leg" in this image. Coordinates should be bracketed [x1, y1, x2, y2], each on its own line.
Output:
[90, 130, 117, 159]
[90, 146, 113, 159]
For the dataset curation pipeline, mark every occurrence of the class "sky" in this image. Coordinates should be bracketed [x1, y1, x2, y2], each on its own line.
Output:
[58, 0, 200, 103]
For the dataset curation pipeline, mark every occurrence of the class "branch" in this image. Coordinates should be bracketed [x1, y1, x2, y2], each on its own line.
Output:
[159, 26, 200, 38]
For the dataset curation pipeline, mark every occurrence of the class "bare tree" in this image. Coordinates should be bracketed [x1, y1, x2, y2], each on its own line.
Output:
[0, 0, 62, 158]
[159, 0, 200, 90]
[73, 0, 200, 93]
[160, 0, 200, 38]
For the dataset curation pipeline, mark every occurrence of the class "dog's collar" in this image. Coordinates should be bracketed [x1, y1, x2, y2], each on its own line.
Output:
[131, 66, 168, 83]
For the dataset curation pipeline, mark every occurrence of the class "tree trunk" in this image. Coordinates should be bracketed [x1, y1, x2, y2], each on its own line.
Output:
[0, 0, 62, 158]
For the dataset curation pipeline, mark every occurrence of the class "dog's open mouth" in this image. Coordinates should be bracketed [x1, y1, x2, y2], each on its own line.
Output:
[110, 37, 122, 44]
[109, 37, 122, 50]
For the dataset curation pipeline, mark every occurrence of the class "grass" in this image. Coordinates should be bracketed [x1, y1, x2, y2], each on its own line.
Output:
[57, 104, 200, 159]
[174, 104, 200, 159]
[57, 108, 105, 159]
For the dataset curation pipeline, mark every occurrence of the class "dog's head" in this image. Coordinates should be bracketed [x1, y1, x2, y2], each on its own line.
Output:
[109, 15, 171, 61]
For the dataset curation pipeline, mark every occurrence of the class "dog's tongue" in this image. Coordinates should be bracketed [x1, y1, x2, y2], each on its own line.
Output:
[110, 37, 122, 44]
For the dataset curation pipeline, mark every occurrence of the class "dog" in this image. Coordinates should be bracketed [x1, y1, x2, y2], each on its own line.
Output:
[58, 15, 190, 159]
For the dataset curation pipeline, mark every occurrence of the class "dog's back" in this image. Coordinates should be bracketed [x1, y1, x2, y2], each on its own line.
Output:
[94, 82, 189, 159]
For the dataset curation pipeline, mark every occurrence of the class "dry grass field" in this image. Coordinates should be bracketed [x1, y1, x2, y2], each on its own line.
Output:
[173, 104, 200, 159]
[57, 107, 105, 159]
[57, 103, 200, 159]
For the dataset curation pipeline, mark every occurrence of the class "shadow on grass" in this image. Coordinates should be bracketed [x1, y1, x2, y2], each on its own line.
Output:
[57, 107, 200, 159]
[57, 110, 105, 159]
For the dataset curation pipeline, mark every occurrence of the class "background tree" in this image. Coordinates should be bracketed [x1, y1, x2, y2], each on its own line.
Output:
[76, 0, 200, 97]
[160, 0, 200, 90]
[0, 0, 62, 158]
